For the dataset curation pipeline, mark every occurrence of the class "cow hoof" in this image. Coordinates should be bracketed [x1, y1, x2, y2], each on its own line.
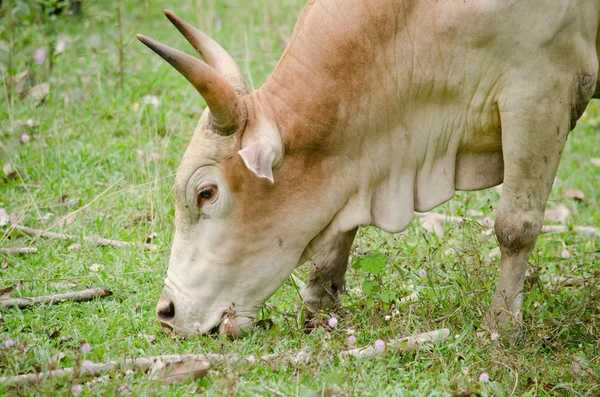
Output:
[302, 317, 321, 334]
[255, 318, 275, 330]
[299, 287, 340, 313]
[301, 312, 335, 334]
[482, 309, 524, 342]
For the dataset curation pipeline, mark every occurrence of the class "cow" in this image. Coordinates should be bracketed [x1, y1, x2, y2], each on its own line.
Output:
[137, 1, 600, 337]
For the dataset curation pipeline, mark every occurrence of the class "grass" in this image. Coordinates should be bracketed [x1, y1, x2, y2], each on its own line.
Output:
[1, 0, 599, 395]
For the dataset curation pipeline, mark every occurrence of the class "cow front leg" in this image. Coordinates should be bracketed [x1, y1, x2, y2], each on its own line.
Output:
[483, 84, 578, 332]
[300, 228, 357, 312]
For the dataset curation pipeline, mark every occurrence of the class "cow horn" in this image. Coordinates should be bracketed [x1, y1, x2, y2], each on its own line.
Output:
[136, 34, 242, 135]
[163, 9, 248, 94]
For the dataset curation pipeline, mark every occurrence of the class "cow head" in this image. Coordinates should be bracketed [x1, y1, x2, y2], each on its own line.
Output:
[138, 11, 342, 337]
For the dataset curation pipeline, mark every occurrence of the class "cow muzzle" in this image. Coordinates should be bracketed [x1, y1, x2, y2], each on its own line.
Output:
[156, 295, 177, 334]
[155, 295, 253, 338]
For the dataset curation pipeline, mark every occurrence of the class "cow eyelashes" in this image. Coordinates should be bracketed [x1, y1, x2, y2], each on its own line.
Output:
[197, 184, 218, 207]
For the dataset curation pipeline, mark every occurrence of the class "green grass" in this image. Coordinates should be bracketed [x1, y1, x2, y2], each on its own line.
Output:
[1, 1, 599, 395]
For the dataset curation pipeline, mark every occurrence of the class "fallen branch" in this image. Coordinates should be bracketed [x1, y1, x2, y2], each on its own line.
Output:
[550, 276, 600, 290]
[0, 328, 450, 386]
[339, 328, 449, 359]
[0, 247, 38, 255]
[541, 225, 598, 236]
[11, 225, 156, 251]
[1, 288, 112, 309]
[265, 387, 289, 397]
[416, 212, 598, 237]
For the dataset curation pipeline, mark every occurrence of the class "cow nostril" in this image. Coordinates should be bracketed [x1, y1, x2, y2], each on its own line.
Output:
[156, 298, 175, 322]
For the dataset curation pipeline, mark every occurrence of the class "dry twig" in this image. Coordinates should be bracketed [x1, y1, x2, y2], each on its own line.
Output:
[265, 387, 290, 397]
[0, 247, 38, 255]
[339, 328, 449, 359]
[11, 225, 156, 251]
[0, 328, 450, 386]
[1, 288, 112, 309]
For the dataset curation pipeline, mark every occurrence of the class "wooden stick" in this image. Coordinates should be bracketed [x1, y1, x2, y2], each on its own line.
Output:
[339, 328, 450, 359]
[541, 225, 598, 236]
[0, 328, 450, 386]
[1, 288, 112, 309]
[11, 225, 157, 251]
[265, 387, 290, 397]
[0, 247, 39, 255]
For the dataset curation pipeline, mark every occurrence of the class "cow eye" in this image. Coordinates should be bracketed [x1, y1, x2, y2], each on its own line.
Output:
[197, 184, 217, 206]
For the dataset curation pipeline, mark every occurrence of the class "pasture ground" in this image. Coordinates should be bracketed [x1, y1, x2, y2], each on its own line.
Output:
[1, 1, 599, 395]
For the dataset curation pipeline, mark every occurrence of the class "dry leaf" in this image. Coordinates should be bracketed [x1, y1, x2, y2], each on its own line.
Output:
[312, 389, 349, 397]
[138, 333, 157, 343]
[38, 212, 54, 221]
[9, 212, 26, 224]
[399, 291, 419, 303]
[544, 205, 571, 223]
[419, 213, 445, 238]
[132, 214, 152, 224]
[590, 158, 600, 167]
[13, 70, 30, 94]
[0, 285, 15, 299]
[571, 356, 598, 380]
[487, 246, 500, 259]
[15, 119, 38, 128]
[60, 92, 70, 105]
[3, 163, 17, 180]
[145, 232, 158, 244]
[0, 208, 8, 227]
[574, 226, 598, 236]
[89, 263, 102, 272]
[1, 259, 7, 269]
[142, 95, 161, 108]
[55, 35, 72, 54]
[29, 83, 50, 105]
[33, 47, 47, 64]
[149, 358, 210, 384]
[466, 209, 484, 218]
[68, 243, 82, 252]
[563, 188, 585, 201]
[451, 392, 481, 397]
[58, 212, 77, 227]
[49, 329, 61, 339]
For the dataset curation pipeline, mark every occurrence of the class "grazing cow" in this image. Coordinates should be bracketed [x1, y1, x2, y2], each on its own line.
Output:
[138, 1, 600, 337]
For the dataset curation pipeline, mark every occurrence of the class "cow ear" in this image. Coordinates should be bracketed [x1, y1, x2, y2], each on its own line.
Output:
[238, 119, 283, 183]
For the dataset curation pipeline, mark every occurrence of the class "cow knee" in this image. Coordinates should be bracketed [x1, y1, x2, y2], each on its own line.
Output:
[494, 211, 543, 252]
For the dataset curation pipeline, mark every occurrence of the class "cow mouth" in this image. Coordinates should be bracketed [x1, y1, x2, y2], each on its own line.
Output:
[159, 320, 221, 337]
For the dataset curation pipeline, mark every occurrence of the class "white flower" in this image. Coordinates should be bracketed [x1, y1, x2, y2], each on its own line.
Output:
[80, 342, 91, 353]
[328, 317, 338, 328]
[83, 360, 94, 371]
[71, 384, 83, 395]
